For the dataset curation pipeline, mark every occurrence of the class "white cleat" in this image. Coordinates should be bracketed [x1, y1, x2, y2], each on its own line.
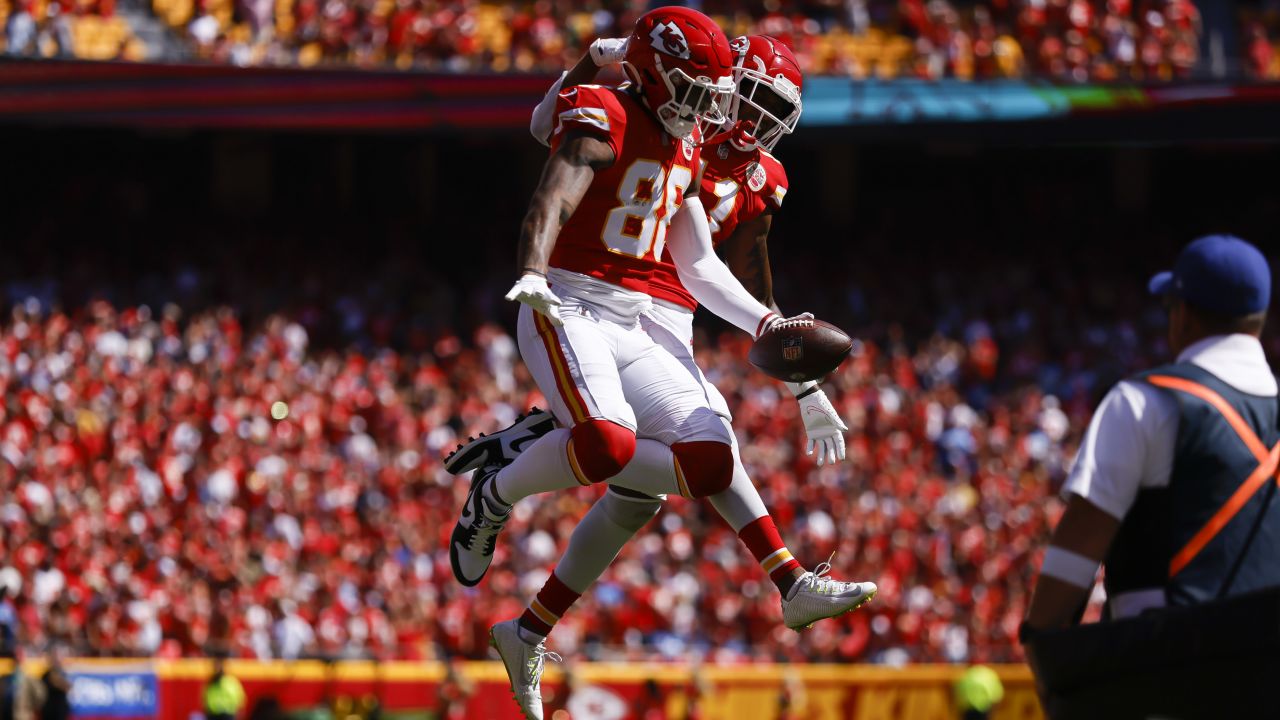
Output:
[449, 465, 510, 586]
[781, 559, 877, 631]
[490, 619, 561, 720]
[443, 408, 556, 475]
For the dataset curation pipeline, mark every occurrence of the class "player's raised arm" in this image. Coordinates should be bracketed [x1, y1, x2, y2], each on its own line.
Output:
[530, 38, 629, 146]
[506, 131, 615, 326]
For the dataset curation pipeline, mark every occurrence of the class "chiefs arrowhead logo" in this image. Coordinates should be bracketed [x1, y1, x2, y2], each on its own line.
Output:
[650, 21, 691, 59]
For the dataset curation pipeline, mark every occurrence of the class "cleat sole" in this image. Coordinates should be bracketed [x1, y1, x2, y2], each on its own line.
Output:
[442, 408, 555, 475]
[790, 588, 878, 632]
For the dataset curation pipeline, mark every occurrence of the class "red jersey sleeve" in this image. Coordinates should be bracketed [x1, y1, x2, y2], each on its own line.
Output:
[549, 85, 628, 161]
[756, 150, 789, 211]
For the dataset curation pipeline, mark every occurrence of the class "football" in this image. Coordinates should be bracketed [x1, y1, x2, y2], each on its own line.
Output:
[749, 318, 854, 382]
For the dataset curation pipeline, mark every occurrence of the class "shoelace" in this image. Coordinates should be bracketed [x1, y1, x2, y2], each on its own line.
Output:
[463, 485, 509, 553]
[465, 514, 507, 553]
[523, 641, 562, 686]
[803, 554, 856, 596]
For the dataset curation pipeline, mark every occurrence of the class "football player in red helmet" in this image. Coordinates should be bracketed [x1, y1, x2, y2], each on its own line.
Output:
[445, 8, 827, 718]
[504, 22, 878, 692]
[621, 6, 735, 140]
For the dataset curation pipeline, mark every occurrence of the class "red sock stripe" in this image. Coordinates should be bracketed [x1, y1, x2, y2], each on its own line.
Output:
[518, 572, 580, 637]
[768, 553, 803, 586]
[755, 312, 779, 338]
[537, 572, 580, 616]
[739, 517, 802, 583]
[519, 608, 554, 637]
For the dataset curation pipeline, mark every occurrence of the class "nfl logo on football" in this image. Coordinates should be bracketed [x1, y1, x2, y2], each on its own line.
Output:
[782, 337, 803, 361]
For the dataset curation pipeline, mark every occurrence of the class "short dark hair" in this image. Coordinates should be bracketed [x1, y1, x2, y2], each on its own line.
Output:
[1187, 304, 1268, 336]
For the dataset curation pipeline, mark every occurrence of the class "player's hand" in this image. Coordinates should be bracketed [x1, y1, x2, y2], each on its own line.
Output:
[589, 37, 629, 66]
[757, 312, 814, 339]
[505, 273, 564, 326]
[793, 384, 848, 466]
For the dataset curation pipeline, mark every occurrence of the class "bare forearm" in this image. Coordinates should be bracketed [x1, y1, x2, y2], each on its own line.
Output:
[1026, 494, 1119, 630]
[563, 53, 601, 88]
[515, 134, 612, 276]
[1027, 575, 1092, 630]
[722, 214, 775, 307]
[515, 200, 562, 276]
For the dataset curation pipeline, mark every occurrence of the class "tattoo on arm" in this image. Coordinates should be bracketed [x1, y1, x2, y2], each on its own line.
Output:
[515, 132, 615, 276]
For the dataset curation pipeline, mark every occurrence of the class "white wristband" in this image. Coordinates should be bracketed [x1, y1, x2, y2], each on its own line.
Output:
[1040, 545, 1100, 589]
[784, 380, 818, 396]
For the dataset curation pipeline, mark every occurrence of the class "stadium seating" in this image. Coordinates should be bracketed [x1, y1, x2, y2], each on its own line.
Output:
[2, 0, 1220, 81]
[0, 295, 1067, 664]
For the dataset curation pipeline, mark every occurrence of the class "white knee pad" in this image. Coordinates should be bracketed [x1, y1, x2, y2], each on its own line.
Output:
[603, 486, 664, 532]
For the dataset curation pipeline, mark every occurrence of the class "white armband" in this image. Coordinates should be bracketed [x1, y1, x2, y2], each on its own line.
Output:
[529, 71, 567, 147]
[1040, 545, 1101, 589]
[666, 198, 774, 336]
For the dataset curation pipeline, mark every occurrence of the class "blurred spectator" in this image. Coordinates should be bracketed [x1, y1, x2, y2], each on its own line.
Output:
[433, 659, 474, 720]
[953, 664, 1003, 719]
[2, 0, 138, 61]
[38, 650, 69, 720]
[203, 657, 246, 720]
[0, 588, 17, 659]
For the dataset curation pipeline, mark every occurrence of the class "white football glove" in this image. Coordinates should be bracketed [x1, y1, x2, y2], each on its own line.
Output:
[790, 382, 848, 466]
[505, 273, 563, 326]
[589, 37, 629, 66]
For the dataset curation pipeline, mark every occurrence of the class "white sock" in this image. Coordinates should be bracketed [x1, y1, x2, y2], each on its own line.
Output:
[492, 429, 578, 504]
[555, 491, 660, 592]
[605, 438, 683, 497]
[705, 429, 769, 533]
[481, 480, 511, 513]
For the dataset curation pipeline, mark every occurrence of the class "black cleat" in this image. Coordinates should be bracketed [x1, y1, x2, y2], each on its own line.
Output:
[450, 465, 509, 586]
[444, 408, 556, 475]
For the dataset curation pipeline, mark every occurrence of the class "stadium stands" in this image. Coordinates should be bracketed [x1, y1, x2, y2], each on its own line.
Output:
[0, 129, 1276, 668]
[0, 298, 1065, 664]
[3, 0, 1210, 80]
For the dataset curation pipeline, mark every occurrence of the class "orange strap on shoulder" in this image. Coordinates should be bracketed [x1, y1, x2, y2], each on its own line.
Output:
[1146, 375, 1280, 578]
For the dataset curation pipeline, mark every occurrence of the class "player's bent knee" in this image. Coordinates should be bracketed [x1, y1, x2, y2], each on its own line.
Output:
[673, 441, 734, 498]
[569, 419, 636, 483]
[602, 487, 663, 532]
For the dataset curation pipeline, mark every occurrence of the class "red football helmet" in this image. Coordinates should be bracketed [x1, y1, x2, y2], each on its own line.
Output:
[726, 35, 804, 151]
[621, 6, 735, 140]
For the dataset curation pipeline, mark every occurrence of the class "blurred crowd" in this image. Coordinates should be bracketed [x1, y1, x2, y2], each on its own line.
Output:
[1, 126, 1277, 666]
[0, 296, 1074, 664]
[162, 0, 1204, 81]
[0, 0, 143, 60]
[3, 0, 1206, 82]
[1243, 1, 1280, 78]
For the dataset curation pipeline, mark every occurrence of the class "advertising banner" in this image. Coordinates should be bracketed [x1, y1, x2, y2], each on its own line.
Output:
[64, 663, 158, 719]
